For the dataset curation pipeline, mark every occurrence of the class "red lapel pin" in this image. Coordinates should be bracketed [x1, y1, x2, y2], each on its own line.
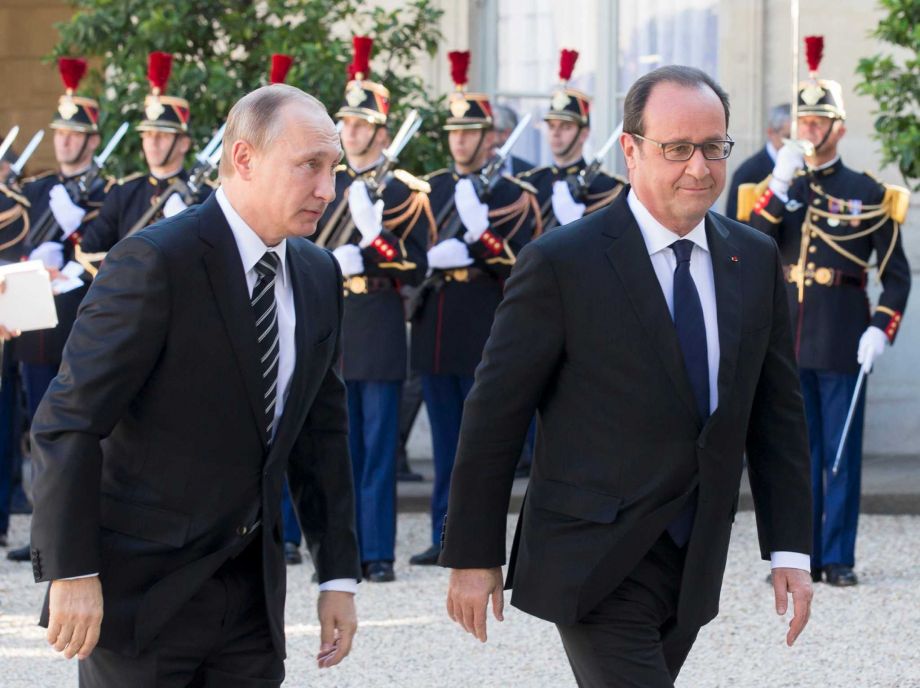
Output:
[730, 256, 740, 262]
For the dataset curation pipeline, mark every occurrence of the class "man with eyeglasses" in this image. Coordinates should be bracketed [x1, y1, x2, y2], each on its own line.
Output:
[440, 65, 814, 687]
[747, 39, 910, 589]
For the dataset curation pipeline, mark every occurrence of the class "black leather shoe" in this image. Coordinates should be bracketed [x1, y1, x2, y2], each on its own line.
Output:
[409, 545, 441, 566]
[364, 561, 396, 583]
[284, 542, 303, 565]
[824, 564, 858, 587]
[7, 544, 30, 562]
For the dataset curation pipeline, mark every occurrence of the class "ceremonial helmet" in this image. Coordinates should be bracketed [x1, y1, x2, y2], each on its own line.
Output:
[269, 53, 294, 85]
[335, 36, 390, 125]
[544, 49, 590, 127]
[797, 36, 846, 120]
[443, 51, 493, 130]
[137, 52, 191, 134]
[51, 58, 100, 133]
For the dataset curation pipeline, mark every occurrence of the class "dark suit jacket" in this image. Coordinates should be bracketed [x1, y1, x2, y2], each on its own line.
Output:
[440, 190, 811, 630]
[725, 146, 774, 221]
[29, 194, 361, 657]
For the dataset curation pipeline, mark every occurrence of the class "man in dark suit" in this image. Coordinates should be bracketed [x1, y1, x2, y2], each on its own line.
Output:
[27, 84, 361, 686]
[441, 66, 814, 687]
[725, 102, 790, 221]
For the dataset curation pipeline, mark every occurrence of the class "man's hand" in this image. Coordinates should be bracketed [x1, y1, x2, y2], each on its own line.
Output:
[446, 567, 504, 643]
[857, 325, 888, 370]
[769, 144, 805, 198]
[454, 178, 490, 242]
[551, 180, 586, 225]
[47, 576, 104, 660]
[347, 180, 384, 247]
[48, 184, 87, 238]
[772, 567, 813, 647]
[316, 590, 357, 669]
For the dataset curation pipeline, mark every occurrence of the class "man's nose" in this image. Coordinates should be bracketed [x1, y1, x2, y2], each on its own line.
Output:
[316, 171, 336, 203]
[685, 146, 711, 179]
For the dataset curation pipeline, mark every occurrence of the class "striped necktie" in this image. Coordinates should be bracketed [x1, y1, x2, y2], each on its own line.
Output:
[252, 251, 280, 440]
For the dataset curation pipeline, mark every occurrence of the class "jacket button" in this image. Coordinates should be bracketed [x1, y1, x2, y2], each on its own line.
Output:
[237, 525, 248, 536]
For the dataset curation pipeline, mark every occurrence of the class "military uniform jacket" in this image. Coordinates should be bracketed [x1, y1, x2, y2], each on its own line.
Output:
[0, 182, 31, 263]
[519, 157, 625, 230]
[315, 164, 431, 381]
[12, 170, 106, 365]
[726, 146, 775, 222]
[80, 169, 213, 254]
[749, 157, 911, 374]
[411, 167, 542, 377]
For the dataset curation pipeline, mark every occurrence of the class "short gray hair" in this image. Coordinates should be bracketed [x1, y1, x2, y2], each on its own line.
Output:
[767, 103, 791, 132]
[219, 84, 326, 178]
[492, 104, 519, 132]
[623, 65, 730, 137]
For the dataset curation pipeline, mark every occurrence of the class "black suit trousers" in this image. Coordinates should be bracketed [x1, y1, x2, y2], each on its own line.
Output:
[556, 533, 699, 688]
[78, 535, 284, 688]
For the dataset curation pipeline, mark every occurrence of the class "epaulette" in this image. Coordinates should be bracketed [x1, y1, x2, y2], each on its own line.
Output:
[204, 177, 219, 190]
[0, 183, 29, 206]
[884, 183, 910, 224]
[116, 172, 145, 186]
[422, 168, 450, 182]
[501, 173, 537, 195]
[393, 169, 431, 194]
[517, 165, 549, 179]
[103, 175, 119, 193]
[736, 175, 772, 222]
[20, 170, 55, 185]
[334, 163, 348, 173]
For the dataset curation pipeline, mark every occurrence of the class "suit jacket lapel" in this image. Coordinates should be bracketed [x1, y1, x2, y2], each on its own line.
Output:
[704, 213, 742, 424]
[601, 196, 700, 423]
[198, 196, 270, 448]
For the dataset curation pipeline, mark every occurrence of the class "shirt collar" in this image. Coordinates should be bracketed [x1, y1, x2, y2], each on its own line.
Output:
[215, 186, 287, 287]
[807, 154, 840, 172]
[626, 189, 709, 257]
[765, 140, 779, 162]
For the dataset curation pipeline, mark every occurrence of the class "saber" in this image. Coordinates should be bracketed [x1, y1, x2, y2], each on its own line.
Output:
[207, 144, 222, 168]
[592, 121, 623, 164]
[782, 0, 815, 157]
[383, 109, 422, 163]
[495, 112, 531, 165]
[10, 130, 44, 178]
[94, 121, 129, 168]
[197, 123, 226, 164]
[0, 126, 19, 162]
[832, 361, 870, 476]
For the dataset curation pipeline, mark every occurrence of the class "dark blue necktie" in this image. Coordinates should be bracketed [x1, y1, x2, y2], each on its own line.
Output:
[667, 239, 709, 547]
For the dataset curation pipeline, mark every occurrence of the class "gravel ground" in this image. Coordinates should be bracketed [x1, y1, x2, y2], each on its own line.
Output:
[1, 511, 919, 687]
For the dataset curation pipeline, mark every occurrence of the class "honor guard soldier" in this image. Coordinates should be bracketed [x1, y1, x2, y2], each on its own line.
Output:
[519, 49, 625, 231]
[408, 50, 541, 566]
[4, 58, 108, 561]
[80, 52, 212, 261]
[743, 37, 911, 587]
[315, 36, 432, 582]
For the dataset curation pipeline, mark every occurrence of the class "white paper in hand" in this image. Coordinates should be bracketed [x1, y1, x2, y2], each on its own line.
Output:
[0, 260, 58, 332]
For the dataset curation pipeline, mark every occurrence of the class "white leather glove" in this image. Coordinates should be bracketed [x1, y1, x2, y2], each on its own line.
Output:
[29, 241, 65, 271]
[857, 325, 888, 370]
[163, 193, 188, 219]
[551, 180, 586, 225]
[769, 144, 805, 198]
[454, 178, 489, 243]
[332, 244, 365, 277]
[426, 238, 473, 270]
[347, 180, 384, 247]
[48, 184, 86, 239]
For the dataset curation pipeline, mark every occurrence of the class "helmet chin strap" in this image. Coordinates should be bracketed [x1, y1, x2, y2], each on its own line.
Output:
[457, 129, 488, 170]
[357, 123, 382, 158]
[64, 132, 92, 170]
[812, 118, 838, 154]
[153, 133, 182, 171]
[558, 125, 584, 162]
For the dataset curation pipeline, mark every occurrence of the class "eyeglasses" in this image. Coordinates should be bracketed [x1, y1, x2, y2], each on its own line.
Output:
[629, 133, 735, 161]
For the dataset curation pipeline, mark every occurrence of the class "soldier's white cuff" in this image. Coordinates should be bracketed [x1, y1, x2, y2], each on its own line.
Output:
[770, 551, 811, 571]
[318, 578, 358, 593]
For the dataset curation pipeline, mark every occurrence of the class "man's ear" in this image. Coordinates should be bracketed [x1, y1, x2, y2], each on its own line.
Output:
[231, 140, 256, 181]
[578, 127, 590, 147]
[620, 133, 638, 170]
[177, 135, 192, 156]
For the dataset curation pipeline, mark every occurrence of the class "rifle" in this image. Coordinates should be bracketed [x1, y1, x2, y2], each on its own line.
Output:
[124, 125, 225, 239]
[406, 114, 533, 320]
[540, 122, 622, 231]
[27, 122, 129, 248]
[315, 109, 423, 248]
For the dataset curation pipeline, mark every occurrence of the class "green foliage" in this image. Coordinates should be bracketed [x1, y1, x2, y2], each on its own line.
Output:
[854, 0, 920, 190]
[51, 0, 448, 177]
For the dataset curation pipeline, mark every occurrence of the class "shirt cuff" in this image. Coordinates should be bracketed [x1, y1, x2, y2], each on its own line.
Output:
[59, 573, 99, 581]
[318, 578, 358, 594]
[770, 551, 811, 571]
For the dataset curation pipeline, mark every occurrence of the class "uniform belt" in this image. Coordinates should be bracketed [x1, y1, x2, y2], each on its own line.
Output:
[343, 276, 397, 295]
[443, 267, 488, 283]
[784, 264, 866, 289]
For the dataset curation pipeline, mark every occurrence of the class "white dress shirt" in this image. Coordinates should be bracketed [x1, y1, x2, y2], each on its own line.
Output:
[217, 188, 358, 593]
[627, 190, 810, 573]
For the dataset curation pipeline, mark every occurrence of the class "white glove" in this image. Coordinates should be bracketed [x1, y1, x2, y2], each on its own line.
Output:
[163, 193, 188, 219]
[857, 325, 888, 370]
[769, 144, 805, 198]
[426, 238, 473, 270]
[347, 180, 384, 247]
[48, 184, 86, 239]
[454, 178, 489, 242]
[551, 180, 586, 225]
[332, 243, 364, 277]
[29, 241, 65, 271]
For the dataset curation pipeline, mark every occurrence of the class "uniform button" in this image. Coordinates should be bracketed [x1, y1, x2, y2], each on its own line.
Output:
[237, 525, 248, 536]
[809, 246, 817, 253]
[805, 279, 813, 286]
[807, 262, 815, 269]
